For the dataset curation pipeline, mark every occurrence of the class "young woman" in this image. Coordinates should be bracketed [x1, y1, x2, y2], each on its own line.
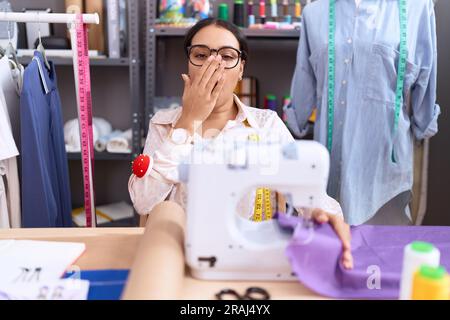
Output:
[129, 18, 353, 269]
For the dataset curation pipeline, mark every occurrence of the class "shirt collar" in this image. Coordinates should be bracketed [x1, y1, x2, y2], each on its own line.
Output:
[233, 94, 260, 129]
[151, 94, 260, 129]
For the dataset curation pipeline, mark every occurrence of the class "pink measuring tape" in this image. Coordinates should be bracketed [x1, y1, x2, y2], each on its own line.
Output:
[75, 14, 96, 227]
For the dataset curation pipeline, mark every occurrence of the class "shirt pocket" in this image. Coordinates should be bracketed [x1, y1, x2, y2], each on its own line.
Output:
[364, 43, 420, 106]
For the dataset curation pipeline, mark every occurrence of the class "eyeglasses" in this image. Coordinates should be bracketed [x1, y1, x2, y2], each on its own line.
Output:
[187, 45, 243, 69]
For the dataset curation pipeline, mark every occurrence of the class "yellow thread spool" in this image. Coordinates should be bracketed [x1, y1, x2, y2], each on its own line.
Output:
[411, 265, 450, 300]
[295, 1, 302, 18]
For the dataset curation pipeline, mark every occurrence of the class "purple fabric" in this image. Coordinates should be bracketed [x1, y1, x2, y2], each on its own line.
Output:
[278, 214, 450, 299]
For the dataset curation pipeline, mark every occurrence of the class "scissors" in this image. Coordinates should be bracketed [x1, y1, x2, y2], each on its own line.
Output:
[215, 287, 270, 300]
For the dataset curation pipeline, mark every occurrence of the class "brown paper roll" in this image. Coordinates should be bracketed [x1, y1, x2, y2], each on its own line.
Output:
[85, 0, 105, 53]
[122, 201, 186, 300]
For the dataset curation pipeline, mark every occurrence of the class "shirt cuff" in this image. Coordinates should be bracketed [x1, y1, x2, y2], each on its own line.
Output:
[414, 104, 441, 140]
[283, 105, 311, 139]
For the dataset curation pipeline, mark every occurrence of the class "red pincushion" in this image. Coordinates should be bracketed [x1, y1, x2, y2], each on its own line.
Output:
[132, 154, 152, 178]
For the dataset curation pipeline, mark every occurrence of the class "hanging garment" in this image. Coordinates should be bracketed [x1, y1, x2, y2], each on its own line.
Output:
[278, 214, 450, 299]
[20, 51, 72, 227]
[0, 79, 18, 161]
[0, 164, 9, 228]
[0, 56, 23, 149]
[0, 56, 22, 228]
[0, 158, 20, 228]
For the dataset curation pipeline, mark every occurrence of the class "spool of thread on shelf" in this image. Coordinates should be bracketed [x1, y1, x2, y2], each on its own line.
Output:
[248, 14, 256, 26]
[283, 95, 291, 107]
[248, 0, 254, 15]
[218, 3, 229, 21]
[270, 0, 278, 18]
[399, 241, 441, 300]
[282, 95, 291, 125]
[412, 265, 450, 300]
[259, 0, 266, 24]
[282, 0, 289, 16]
[233, 0, 245, 27]
[295, 0, 302, 18]
[266, 94, 277, 111]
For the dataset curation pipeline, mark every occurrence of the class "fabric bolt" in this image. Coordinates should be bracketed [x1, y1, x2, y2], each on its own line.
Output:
[106, 129, 132, 153]
[64, 117, 113, 152]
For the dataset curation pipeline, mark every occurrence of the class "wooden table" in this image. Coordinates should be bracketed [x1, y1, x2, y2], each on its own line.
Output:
[0, 228, 324, 300]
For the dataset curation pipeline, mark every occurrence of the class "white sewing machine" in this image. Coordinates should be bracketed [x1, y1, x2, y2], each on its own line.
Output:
[180, 130, 330, 281]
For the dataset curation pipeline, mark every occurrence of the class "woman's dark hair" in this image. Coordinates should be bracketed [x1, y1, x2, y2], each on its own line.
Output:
[184, 18, 249, 62]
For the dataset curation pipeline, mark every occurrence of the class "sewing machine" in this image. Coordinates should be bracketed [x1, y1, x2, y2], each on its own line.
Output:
[180, 130, 330, 281]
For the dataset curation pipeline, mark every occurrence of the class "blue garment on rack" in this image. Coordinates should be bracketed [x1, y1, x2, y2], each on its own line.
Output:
[20, 51, 72, 227]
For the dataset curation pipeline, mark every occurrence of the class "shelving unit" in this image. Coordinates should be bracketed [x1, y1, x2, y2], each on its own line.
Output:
[18, 56, 131, 66]
[66, 152, 133, 161]
[153, 26, 300, 38]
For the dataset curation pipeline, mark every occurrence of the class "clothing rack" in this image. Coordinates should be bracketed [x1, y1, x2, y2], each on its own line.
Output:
[0, 12, 99, 227]
[0, 12, 99, 24]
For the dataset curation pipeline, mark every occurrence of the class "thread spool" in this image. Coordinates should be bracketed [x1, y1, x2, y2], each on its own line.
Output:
[233, 0, 245, 27]
[270, 0, 277, 18]
[259, 0, 266, 24]
[248, 0, 254, 16]
[295, 0, 302, 18]
[218, 3, 229, 21]
[284, 15, 292, 24]
[266, 94, 277, 111]
[248, 14, 256, 26]
[399, 241, 441, 300]
[412, 265, 450, 300]
[282, 0, 289, 16]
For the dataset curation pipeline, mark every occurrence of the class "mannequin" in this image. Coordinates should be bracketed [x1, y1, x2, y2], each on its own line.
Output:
[286, 0, 440, 225]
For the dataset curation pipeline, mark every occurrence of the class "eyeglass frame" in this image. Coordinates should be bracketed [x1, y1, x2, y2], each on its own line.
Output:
[186, 44, 245, 70]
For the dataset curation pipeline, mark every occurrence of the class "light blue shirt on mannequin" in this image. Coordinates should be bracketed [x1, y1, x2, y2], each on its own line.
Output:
[285, 0, 440, 225]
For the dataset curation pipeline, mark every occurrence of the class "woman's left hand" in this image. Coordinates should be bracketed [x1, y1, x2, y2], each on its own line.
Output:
[311, 208, 354, 270]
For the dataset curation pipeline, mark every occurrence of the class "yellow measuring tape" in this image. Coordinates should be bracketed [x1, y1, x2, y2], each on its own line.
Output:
[241, 129, 273, 222]
[252, 187, 273, 222]
[253, 188, 264, 222]
[263, 188, 273, 220]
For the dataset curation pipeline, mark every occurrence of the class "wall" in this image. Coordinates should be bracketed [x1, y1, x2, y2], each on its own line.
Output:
[424, 0, 450, 225]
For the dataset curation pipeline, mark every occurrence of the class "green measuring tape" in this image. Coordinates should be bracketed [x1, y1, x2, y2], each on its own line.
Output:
[327, 0, 408, 163]
[327, 0, 336, 152]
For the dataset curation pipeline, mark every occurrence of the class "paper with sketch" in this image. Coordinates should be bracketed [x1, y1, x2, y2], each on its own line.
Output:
[0, 279, 89, 300]
[0, 240, 86, 285]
